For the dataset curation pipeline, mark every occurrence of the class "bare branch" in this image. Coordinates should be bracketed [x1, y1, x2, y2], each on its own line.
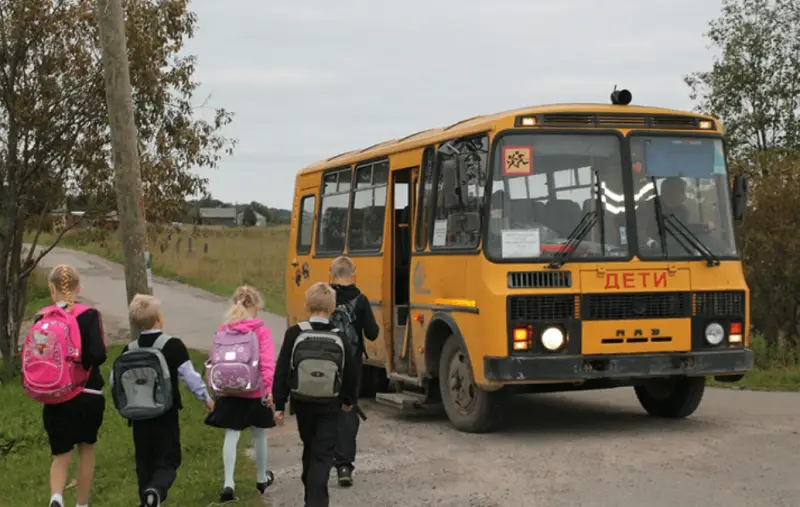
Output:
[18, 215, 85, 281]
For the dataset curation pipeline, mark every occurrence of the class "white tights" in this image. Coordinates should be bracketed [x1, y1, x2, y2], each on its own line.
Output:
[223, 428, 268, 490]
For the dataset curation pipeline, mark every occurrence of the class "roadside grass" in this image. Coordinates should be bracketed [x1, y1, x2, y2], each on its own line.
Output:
[27, 227, 800, 392]
[708, 332, 800, 391]
[32, 226, 290, 315]
[0, 344, 265, 507]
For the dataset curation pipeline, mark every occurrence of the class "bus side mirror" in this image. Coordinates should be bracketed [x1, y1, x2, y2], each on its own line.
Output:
[732, 174, 748, 222]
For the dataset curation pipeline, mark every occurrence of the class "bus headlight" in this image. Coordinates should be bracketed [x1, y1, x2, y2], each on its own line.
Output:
[704, 322, 725, 345]
[541, 327, 565, 351]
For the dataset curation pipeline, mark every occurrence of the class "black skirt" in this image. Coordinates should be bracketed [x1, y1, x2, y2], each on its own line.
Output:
[205, 396, 275, 430]
[42, 392, 106, 455]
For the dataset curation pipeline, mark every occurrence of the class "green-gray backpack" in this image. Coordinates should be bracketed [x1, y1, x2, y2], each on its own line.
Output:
[111, 334, 174, 420]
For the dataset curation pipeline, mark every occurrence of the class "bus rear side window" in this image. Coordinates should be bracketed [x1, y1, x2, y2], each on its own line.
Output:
[297, 195, 315, 254]
[317, 168, 352, 254]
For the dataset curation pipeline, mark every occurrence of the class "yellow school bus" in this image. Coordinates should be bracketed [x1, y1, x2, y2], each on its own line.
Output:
[285, 89, 754, 433]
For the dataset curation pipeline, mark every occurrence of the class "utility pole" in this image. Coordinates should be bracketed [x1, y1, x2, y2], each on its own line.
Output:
[95, 0, 150, 336]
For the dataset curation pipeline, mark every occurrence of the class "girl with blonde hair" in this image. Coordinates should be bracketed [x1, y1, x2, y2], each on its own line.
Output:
[204, 285, 276, 503]
[26, 264, 107, 507]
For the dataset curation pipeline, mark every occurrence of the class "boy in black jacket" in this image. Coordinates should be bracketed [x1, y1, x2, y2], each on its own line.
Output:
[111, 294, 214, 507]
[329, 256, 379, 486]
[273, 282, 358, 507]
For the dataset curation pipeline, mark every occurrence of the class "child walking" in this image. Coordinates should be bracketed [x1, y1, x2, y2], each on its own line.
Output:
[204, 285, 276, 503]
[110, 294, 214, 507]
[22, 264, 107, 507]
[273, 282, 359, 507]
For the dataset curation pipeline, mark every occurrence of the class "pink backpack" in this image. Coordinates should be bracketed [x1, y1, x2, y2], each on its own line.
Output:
[206, 327, 261, 396]
[21, 304, 91, 404]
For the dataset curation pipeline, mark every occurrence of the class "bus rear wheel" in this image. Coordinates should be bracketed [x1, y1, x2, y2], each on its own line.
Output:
[438, 335, 505, 433]
[634, 376, 706, 418]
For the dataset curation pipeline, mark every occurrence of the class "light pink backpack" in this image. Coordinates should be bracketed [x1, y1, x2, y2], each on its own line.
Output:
[21, 304, 90, 404]
[205, 327, 261, 396]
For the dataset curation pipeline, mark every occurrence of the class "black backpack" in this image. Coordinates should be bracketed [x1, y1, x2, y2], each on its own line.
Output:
[329, 296, 361, 355]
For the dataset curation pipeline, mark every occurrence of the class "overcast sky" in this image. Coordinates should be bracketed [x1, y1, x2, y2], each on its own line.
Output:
[184, 0, 723, 209]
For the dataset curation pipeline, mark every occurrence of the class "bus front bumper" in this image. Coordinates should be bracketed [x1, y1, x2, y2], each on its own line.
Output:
[483, 349, 755, 382]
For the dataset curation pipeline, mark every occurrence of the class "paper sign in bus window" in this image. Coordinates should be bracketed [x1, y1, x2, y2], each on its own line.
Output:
[501, 229, 540, 258]
[502, 146, 533, 176]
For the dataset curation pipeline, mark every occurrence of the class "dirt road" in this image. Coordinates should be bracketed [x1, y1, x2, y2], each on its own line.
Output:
[37, 248, 800, 507]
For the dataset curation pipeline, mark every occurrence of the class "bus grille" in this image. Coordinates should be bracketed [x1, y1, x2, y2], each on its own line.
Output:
[508, 271, 572, 289]
[508, 295, 575, 321]
[538, 113, 708, 130]
[694, 291, 746, 316]
[582, 292, 691, 320]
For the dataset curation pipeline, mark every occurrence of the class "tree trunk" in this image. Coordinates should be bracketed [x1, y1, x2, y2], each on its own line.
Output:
[96, 0, 149, 337]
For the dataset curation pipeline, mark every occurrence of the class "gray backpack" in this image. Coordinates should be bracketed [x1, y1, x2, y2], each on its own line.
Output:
[290, 322, 345, 402]
[111, 334, 174, 420]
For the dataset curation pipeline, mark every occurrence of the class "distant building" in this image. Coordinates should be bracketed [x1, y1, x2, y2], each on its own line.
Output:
[236, 210, 267, 227]
[199, 207, 237, 227]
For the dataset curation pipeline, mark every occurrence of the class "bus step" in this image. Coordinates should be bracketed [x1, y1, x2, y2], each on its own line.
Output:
[375, 391, 428, 411]
[389, 372, 424, 387]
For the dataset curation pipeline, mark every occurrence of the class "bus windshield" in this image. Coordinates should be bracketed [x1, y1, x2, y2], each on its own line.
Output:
[631, 136, 737, 259]
[486, 134, 629, 261]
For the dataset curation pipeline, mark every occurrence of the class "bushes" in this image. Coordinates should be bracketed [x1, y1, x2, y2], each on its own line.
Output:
[733, 150, 800, 352]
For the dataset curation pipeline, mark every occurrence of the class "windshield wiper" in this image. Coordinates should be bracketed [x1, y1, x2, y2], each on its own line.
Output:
[663, 214, 720, 267]
[548, 171, 606, 269]
[547, 211, 597, 269]
[650, 177, 719, 267]
[650, 177, 670, 257]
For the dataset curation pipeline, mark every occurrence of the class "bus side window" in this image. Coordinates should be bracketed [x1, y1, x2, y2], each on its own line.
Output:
[297, 194, 316, 255]
[415, 146, 435, 251]
[316, 168, 352, 254]
[348, 160, 389, 252]
[431, 135, 488, 249]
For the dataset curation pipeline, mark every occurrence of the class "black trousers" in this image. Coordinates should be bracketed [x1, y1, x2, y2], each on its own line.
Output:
[295, 404, 340, 507]
[132, 411, 182, 504]
[333, 355, 362, 470]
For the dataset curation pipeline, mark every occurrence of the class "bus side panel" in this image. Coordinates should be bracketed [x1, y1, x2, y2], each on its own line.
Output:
[285, 174, 321, 328]
[353, 255, 386, 366]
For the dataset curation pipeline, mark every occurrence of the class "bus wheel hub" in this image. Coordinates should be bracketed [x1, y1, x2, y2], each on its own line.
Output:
[448, 352, 476, 412]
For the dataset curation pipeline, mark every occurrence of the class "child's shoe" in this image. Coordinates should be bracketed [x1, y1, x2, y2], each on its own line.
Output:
[143, 488, 161, 507]
[337, 466, 353, 487]
[220, 487, 235, 503]
[256, 471, 275, 494]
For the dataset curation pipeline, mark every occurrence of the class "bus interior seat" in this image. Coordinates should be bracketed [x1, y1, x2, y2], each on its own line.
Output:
[545, 199, 582, 237]
[322, 207, 347, 250]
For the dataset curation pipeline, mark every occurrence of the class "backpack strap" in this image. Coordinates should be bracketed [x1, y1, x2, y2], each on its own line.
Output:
[298, 321, 312, 331]
[152, 333, 172, 350]
[127, 338, 141, 351]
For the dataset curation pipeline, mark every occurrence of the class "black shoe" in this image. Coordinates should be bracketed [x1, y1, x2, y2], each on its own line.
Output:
[49, 502, 63, 507]
[220, 487, 235, 502]
[256, 471, 275, 494]
[337, 466, 353, 487]
[143, 488, 161, 507]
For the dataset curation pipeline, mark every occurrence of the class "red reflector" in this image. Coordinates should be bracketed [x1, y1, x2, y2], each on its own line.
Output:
[730, 322, 742, 334]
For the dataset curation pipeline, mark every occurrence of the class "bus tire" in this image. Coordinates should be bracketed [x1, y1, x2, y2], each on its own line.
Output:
[438, 335, 505, 433]
[634, 376, 706, 418]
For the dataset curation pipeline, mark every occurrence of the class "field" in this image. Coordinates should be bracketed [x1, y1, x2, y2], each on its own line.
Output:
[30, 225, 800, 391]
[34, 225, 290, 315]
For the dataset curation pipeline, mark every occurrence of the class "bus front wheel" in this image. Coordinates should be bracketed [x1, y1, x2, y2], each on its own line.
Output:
[634, 376, 706, 418]
[438, 335, 505, 433]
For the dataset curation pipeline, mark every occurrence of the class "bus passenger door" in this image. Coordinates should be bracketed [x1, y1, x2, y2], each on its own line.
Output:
[286, 185, 318, 328]
[390, 167, 415, 375]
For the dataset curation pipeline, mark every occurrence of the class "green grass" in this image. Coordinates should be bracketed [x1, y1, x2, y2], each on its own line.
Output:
[0, 345, 265, 507]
